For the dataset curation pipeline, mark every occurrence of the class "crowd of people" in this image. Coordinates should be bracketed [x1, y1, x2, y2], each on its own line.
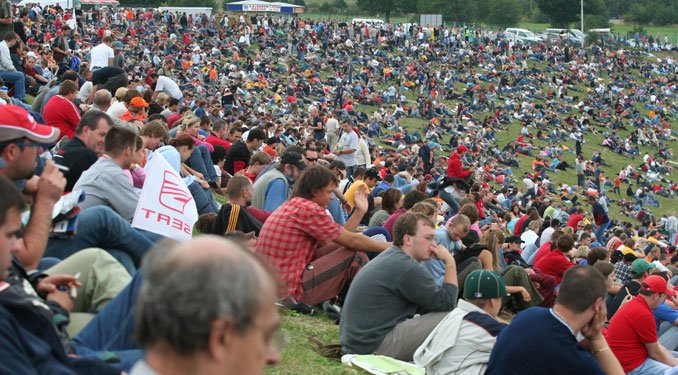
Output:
[0, 1, 676, 374]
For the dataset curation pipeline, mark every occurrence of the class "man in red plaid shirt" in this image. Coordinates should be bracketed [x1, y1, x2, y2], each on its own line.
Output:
[257, 165, 390, 306]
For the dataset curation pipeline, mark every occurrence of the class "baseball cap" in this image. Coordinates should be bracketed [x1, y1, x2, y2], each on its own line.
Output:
[640, 275, 675, 297]
[505, 236, 523, 244]
[0, 105, 60, 144]
[463, 270, 508, 299]
[112, 41, 123, 50]
[457, 144, 470, 153]
[630, 258, 656, 276]
[364, 168, 382, 181]
[130, 97, 149, 107]
[280, 151, 306, 171]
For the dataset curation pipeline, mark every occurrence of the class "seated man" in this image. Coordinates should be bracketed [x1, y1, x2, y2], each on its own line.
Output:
[54, 111, 113, 192]
[0, 174, 131, 374]
[212, 175, 263, 236]
[608, 275, 678, 374]
[130, 236, 281, 374]
[257, 165, 389, 306]
[486, 265, 623, 374]
[251, 151, 306, 212]
[340, 212, 459, 361]
[414, 269, 508, 375]
[73, 126, 140, 221]
[0, 105, 156, 273]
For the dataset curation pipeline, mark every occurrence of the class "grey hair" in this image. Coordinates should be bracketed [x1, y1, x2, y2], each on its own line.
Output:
[93, 89, 112, 107]
[134, 237, 264, 353]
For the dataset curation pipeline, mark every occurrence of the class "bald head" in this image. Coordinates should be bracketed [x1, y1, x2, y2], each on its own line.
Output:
[93, 89, 112, 110]
[135, 236, 277, 353]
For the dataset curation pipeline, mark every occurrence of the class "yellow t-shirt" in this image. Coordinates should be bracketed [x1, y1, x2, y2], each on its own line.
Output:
[619, 245, 641, 257]
[345, 180, 370, 208]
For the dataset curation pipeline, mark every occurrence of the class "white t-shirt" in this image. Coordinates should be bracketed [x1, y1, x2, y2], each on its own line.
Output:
[155, 76, 183, 100]
[90, 43, 114, 68]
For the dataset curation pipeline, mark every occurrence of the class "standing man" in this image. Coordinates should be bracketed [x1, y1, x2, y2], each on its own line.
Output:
[666, 212, 678, 245]
[607, 275, 678, 374]
[334, 119, 359, 178]
[588, 194, 610, 245]
[341, 212, 458, 361]
[418, 139, 433, 173]
[0, 0, 12, 39]
[54, 111, 112, 192]
[89, 36, 114, 71]
[325, 111, 340, 152]
[486, 265, 624, 374]
[131, 236, 282, 374]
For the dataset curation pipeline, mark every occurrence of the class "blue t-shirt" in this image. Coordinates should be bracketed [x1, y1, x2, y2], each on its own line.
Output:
[487, 307, 605, 375]
[654, 302, 678, 329]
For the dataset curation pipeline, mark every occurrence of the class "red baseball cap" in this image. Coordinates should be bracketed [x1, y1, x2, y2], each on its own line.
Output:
[0, 105, 59, 144]
[641, 275, 675, 297]
[457, 145, 470, 153]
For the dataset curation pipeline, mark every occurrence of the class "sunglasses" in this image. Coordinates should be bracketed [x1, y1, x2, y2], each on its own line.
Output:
[306, 157, 318, 162]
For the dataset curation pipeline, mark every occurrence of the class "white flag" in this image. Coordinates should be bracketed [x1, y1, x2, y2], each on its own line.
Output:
[132, 152, 197, 241]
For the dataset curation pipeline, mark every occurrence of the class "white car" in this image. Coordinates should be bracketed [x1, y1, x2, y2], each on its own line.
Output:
[504, 28, 543, 44]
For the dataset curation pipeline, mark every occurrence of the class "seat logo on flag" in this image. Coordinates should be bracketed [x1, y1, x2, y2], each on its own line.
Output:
[132, 152, 198, 241]
[159, 170, 193, 214]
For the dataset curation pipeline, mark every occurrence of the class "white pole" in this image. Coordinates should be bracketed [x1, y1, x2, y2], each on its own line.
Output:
[581, 0, 584, 48]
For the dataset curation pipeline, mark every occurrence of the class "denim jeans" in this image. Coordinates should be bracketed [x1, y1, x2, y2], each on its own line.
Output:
[72, 272, 144, 372]
[45, 206, 156, 270]
[186, 144, 218, 183]
[188, 181, 218, 214]
[627, 350, 678, 375]
[439, 188, 460, 217]
[659, 322, 678, 351]
[0, 70, 26, 100]
[595, 221, 610, 245]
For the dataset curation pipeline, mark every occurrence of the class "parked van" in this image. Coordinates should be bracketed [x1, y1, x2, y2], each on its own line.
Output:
[503, 28, 543, 44]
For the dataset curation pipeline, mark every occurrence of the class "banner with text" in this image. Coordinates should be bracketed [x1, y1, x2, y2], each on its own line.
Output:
[132, 152, 197, 241]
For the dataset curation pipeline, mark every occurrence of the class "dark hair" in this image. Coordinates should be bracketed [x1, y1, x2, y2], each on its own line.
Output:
[75, 111, 112, 135]
[104, 126, 138, 156]
[593, 261, 614, 278]
[587, 247, 609, 266]
[0, 175, 24, 225]
[393, 212, 435, 247]
[381, 188, 403, 214]
[168, 134, 195, 149]
[168, 97, 180, 107]
[556, 265, 607, 313]
[556, 234, 575, 253]
[3, 31, 17, 42]
[210, 145, 227, 164]
[293, 165, 339, 200]
[246, 127, 267, 142]
[402, 190, 428, 210]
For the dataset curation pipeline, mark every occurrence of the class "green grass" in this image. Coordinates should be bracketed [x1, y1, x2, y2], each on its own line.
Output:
[266, 310, 361, 375]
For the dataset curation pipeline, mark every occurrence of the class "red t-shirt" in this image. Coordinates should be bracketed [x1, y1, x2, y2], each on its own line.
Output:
[607, 296, 658, 372]
[382, 208, 406, 237]
[205, 134, 231, 150]
[514, 215, 528, 236]
[256, 197, 343, 300]
[566, 213, 584, 229]
[533, 250, 573, 284]
[43, 95, 81, 141]
[532, 242, 554, 269]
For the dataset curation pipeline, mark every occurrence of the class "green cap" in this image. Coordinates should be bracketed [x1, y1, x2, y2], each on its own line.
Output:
[630, 258, 656, 276]
[463, 270, 508, 300]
